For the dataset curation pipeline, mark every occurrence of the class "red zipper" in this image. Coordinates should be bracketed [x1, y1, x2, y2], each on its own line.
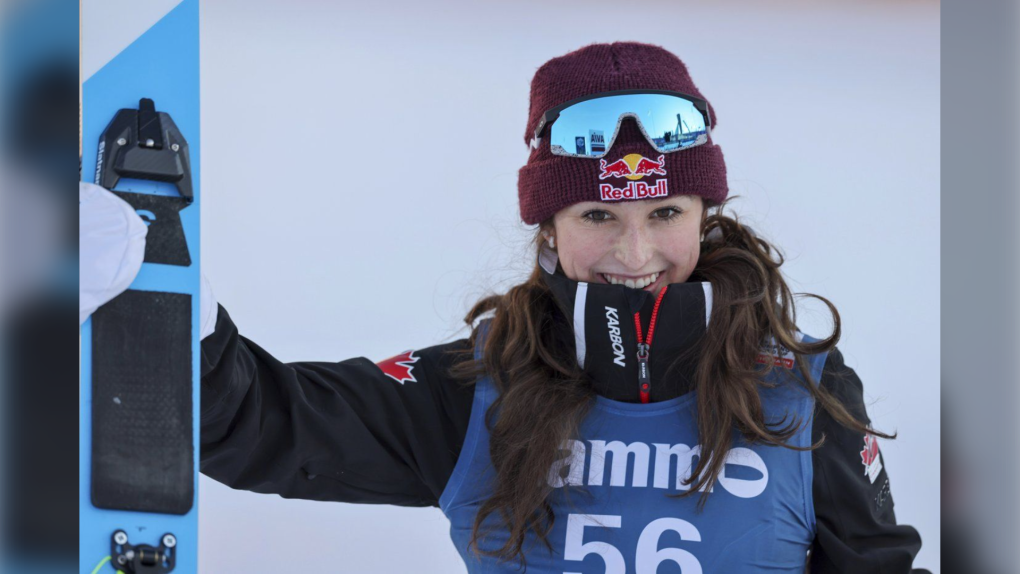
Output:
[633, 285, 669, 404]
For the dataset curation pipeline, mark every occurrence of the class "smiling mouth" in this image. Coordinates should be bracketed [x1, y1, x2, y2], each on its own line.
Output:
[598, 271, 665, 291]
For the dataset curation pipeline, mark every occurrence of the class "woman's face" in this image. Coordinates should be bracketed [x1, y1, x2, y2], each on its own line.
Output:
[550, 195, 705, 296]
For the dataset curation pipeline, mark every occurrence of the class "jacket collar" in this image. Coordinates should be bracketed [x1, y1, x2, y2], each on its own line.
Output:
[538, 244, 711, 403]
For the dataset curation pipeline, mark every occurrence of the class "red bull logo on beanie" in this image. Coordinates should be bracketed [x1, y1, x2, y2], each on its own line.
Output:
[599, 179, 669, 201]
[597, 153, 669, 201]
[598, 153, 668, 180]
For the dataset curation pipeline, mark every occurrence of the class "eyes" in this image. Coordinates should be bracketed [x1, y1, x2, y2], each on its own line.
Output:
[581, 206, 684, 226]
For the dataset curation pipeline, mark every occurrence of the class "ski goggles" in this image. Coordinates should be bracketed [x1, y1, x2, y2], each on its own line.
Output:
[532, 89, 713, 159]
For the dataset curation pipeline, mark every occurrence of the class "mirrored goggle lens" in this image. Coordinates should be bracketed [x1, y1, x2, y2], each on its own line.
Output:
[548, 93, 710, 158]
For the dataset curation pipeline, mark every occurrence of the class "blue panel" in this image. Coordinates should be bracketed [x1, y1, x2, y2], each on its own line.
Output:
[0, 0, 78, 101]
[80, 1, 200, 572]
[1, 2, 81, 570]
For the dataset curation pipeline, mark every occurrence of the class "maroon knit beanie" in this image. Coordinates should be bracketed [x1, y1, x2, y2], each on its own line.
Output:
[518, 42, 728, 225]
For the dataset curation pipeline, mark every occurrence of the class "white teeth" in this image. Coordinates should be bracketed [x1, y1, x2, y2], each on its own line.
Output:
[602, 272, 660, 289]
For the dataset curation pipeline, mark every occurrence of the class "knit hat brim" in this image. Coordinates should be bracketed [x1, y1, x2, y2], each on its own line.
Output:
[518, 138, 728, 225]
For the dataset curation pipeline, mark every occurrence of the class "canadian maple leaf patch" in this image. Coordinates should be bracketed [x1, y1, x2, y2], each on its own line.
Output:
[860, 432, 884, 484]
[376, 350, 419, 384]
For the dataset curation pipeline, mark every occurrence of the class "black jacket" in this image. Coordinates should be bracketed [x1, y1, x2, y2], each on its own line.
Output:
[199, 258, 928, 573]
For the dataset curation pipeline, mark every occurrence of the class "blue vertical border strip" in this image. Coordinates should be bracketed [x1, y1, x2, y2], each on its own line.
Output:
[80, 1, 200, 572]
[2, 0, 80, 571]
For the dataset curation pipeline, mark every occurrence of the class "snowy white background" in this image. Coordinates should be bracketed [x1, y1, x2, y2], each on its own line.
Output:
[88, 0, 941, 571]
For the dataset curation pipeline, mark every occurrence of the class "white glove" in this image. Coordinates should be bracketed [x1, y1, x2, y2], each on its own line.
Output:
[79, 181, 146, 325]
[79, 181, 218, 339]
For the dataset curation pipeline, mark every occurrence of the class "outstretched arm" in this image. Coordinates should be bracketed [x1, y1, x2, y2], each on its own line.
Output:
[199, 304, 476, 507]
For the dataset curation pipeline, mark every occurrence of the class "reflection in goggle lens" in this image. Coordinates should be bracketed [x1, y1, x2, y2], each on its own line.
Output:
[548, 93, 709, 158]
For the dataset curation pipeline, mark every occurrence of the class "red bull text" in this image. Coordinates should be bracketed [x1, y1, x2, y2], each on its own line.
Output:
[599, 179, 669, 201]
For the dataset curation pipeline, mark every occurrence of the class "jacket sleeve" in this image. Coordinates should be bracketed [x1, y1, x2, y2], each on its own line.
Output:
[808, 347, 930, 574]
[199, 304, 476, 507]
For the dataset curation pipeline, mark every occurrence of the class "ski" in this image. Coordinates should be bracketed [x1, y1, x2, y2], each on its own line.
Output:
[80, 1, 201, 572]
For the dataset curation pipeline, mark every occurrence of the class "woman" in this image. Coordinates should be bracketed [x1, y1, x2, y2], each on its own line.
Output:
[87, 42, 928, 572]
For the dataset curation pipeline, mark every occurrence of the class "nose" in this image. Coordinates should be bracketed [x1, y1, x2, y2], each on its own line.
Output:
[614, 224, 654, 271]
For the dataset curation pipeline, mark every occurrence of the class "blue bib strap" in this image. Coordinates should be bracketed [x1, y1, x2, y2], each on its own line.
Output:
[439, 319, 496, 513]
[798, 333, 829, 388]
[796, 333, 830, 537]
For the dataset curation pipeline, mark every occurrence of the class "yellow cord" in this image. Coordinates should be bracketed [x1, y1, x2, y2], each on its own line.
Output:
[89, 555, 126, 574]
[90, 555, 111, 574]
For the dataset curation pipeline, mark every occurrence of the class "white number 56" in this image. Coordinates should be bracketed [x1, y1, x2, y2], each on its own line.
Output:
[564, 513, 702, 574]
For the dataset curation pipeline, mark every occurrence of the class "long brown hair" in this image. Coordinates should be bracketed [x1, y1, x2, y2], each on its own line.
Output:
[447, 195, 894, 569]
